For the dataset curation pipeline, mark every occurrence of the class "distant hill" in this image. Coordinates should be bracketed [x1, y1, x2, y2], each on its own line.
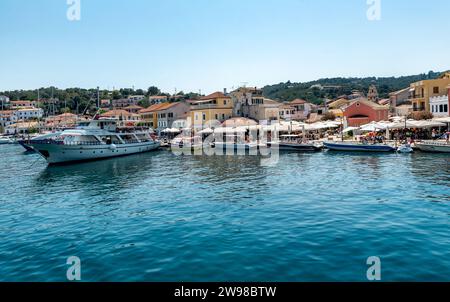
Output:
[262, 71, 445, 104]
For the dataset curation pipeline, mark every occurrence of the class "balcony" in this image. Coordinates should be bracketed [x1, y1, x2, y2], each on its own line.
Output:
[190, 104, 220, 111]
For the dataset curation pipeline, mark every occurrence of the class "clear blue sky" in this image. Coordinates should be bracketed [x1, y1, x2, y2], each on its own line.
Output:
[1, 0, 449, 94]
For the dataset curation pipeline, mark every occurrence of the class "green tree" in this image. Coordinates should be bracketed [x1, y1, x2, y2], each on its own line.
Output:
[147, 86, 161, 96]
[138, 98, 150, 108]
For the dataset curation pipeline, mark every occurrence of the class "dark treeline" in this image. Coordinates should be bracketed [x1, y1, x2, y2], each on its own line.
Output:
[1, 71, 447, 114]
[0, 86, 201, 115]
[262, 71, 445, 104]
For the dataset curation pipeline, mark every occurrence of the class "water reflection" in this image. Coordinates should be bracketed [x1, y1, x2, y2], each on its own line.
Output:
[410, 153, 450, 187]
[34, 151, 160, 195]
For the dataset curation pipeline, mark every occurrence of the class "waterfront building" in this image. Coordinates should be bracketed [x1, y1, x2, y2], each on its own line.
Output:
[190, 92, 233, 129]
[328, 98, 350, 110]
[127, 95, 146, 103]
[100, 99, 111, 108]
[124, 105, 144, 114]
[289, 99, 316, 121]
[139, 103, 164, 128]
[44, 113, 79, 129]
[5, 121, 40, 135]
[100, 109, 140, 126]
[0, 110, 18, 132]
[156, 102, 190, 129]
[149, 95, 168, 105]
[0, 96, 10, 110]
[10, 100, 37, 109]
[243, 99, 280, 123]
[230, 87, 281, 122]
[111, 98, 139, 108]
[231, 87, 264, 117]
[409, 71, 450, 112]
[343, 98, 389, 127]
[279, 104, 296, 121]
[13, 107, 44, 120]
[139, 102, 189, 129]
[378, 99, 390, 106]
[394, 104, 413, 117]
[389, 87, 410, 114]
[429, 95, 449, 117]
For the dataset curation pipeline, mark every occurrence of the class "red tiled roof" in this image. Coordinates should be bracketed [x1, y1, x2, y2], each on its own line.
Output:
[10, 100, 32, 104]
[139, 102, 179, 113]
[200, 92, 231, 100]
[290, 99, 307, 105]
[124, 105, 144, 109]
[100, 109, 137, 117]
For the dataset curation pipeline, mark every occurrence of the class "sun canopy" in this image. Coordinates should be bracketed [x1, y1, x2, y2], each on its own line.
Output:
[342, 126, 360, 133]
[214, 127, 246, 134]
[433, 117, 450, 123]
[197, 128, 214, 134]
[162, 128, 181, 133]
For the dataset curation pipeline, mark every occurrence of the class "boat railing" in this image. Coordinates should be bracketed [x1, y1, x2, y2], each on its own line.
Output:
[63, 141, 105, 146]
[122, 139, 141, 144]
[418, 140, 450, 146]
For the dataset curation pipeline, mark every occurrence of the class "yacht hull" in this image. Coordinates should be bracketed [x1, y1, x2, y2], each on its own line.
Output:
[324, 142, 396, 152]
[268, 142, 322, 152]
[213, 142, 260, 154]
[416, 142, 450, 153]
[31, 141, 160, 164]
[17, 140, 36, 152]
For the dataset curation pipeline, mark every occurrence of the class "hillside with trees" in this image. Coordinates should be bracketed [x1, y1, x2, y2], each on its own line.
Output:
[262, 71, 444, 104]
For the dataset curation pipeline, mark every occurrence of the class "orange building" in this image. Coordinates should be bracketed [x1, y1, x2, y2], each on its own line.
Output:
[343, 99, 389, 127]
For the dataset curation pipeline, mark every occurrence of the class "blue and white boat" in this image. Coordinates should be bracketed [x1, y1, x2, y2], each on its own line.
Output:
[324, 141, 396, 152]
[29, 119, 160, 164]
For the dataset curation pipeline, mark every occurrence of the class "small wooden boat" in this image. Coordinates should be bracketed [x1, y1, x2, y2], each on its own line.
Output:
[324, 141, 396, 152]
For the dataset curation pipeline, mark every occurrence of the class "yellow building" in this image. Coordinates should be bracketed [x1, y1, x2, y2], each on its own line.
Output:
[139, 103, 171, 128]
[410, 72, 450, 112]
[328, 98, 350, 110]
[189, 92, 233, 128]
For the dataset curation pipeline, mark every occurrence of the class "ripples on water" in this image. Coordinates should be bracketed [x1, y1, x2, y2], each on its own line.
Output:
[0, 145, 449, 281]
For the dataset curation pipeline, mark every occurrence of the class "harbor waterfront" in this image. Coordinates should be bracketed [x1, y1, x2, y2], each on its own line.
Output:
[0, 144, 449, 281]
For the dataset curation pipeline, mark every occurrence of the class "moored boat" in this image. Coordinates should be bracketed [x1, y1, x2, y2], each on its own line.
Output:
[213, 134, 261, 153]
[397, 144, 414, 153]
[0, 136, 14, 144]
[29, 119, 160, 164]
[415, 140, 450, 153]
[171, 136, 205, 153]
[268, 135, 322, 152]
[324, 141, 397, 152]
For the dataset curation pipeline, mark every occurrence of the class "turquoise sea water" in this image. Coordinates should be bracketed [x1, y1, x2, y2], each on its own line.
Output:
[0, 144, 449, 282]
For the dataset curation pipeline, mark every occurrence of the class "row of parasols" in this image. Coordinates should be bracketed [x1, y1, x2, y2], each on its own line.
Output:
[345, 118, 450, 133]
[160, 121, 342, 135]
[160, 117, 450, 135]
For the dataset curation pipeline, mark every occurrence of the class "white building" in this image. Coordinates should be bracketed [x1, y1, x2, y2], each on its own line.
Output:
[128, 95, 146, 102]
[0, 110, 18, 131]
[430, 95, 449, 117]
[0, 95, 10, 105]
[5, 121, 40, 135]
[13, 107, 44, 120]
[149, 96, 168, 104]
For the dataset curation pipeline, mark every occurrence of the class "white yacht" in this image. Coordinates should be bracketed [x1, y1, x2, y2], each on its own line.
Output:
[0, 136, 14, 144]
[415, 140, 450, 153]
[268, 135, 323, 152]
[29, 119, 160, 164]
